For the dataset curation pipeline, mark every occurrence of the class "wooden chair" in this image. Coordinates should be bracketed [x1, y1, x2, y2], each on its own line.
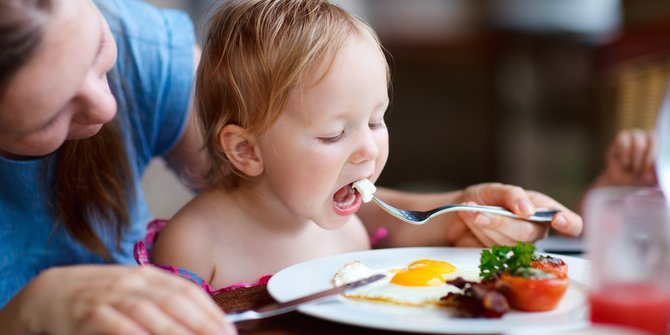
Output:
[594, 20, 670, 143]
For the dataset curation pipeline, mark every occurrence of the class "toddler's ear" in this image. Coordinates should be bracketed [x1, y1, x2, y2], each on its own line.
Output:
[219, 125, 263, 177]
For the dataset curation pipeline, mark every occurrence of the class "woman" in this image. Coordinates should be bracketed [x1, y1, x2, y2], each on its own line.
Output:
[0, 0, 234, 334]
[0, 0, 582, 334]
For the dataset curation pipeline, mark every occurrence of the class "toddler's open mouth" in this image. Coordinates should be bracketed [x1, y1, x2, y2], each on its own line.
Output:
[333, 183, 358, 210]
[332, 179, 376, 215]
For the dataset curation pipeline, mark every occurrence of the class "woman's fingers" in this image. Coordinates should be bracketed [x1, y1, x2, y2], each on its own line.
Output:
[142, 267, 230, 330]
[116, 295, 193, 335]
[457, 208, 539, 246]
[459, 212, 495, 246]
[464, 183, 535, 218]
[458, 185, 583, 243]
[527, 191, 583, 237]
[132, 267, 234, 335]
[147, 284, 231, 335]
[30, 265, 237, 335]
[549, 211, 582, 237]
[76, 304, 147, 335]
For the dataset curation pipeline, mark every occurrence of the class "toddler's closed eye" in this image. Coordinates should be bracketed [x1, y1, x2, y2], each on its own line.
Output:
[319, 131, 345, 144]
[369, 121, 385, 130]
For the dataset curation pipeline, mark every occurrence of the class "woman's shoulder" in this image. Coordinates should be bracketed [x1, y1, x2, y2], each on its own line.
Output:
[96, 0, 195, 95]
[95, 0, 194, 45]
[95, 0, 196, 164]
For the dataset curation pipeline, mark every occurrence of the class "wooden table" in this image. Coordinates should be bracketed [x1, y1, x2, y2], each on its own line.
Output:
[213, 285, 459, 335]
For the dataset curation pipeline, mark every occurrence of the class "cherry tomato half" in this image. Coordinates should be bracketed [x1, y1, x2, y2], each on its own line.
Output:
[499, 273, 569, 312]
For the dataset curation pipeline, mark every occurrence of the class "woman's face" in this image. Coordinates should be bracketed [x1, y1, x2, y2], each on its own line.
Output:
[0, 0, 117, 158]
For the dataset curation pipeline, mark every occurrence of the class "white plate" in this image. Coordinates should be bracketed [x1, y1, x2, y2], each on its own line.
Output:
[267, 247, 590, 334]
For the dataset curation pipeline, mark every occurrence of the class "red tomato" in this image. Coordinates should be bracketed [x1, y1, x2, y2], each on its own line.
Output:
[530, 255, 568, 279]
[498, 273, 569, 312]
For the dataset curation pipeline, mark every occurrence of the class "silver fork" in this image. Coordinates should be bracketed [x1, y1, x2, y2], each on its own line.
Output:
[371, 196, 557, 225]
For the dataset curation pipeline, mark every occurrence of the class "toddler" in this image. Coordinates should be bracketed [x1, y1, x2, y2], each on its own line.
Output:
[147, 0, 390, 291]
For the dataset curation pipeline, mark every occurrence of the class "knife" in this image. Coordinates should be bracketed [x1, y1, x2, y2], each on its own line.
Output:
[226, 273, 385, 323]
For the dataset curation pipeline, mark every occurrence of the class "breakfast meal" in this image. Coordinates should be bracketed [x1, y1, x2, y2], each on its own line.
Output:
[352, 179, 376, 203]
[332, 243, 569, 318]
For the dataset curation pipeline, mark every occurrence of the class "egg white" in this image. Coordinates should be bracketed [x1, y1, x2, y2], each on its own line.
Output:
[333, 260, 480, 307]
[352, 179, 376, 203]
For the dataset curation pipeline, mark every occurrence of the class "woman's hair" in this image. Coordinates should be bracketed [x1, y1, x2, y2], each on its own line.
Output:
[0, 0, 133, 259]
[196, 0, 389, 189]
[0, 0, 50, 97]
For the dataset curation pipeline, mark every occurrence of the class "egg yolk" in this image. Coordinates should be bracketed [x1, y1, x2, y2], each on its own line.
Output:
[409, 259, 456, 277]
[391, 268, 444, 287]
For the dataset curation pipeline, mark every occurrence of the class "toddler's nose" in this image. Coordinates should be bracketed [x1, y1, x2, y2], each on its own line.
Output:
[351, 131, 380, 164]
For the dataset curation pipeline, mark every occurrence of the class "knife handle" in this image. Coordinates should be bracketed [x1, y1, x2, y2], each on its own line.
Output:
[226, 309, 272, 323]
[227, 273, 385, 323]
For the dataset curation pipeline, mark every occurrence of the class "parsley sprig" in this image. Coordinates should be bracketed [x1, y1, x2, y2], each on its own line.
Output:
[479, 242, 536, 280]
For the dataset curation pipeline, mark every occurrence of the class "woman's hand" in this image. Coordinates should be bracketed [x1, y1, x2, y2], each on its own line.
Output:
[2, 265, 236, 335]
[447, 183, 582, 247]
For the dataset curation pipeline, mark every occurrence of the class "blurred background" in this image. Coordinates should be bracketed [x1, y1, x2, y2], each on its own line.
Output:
[142, 0, 670, 220]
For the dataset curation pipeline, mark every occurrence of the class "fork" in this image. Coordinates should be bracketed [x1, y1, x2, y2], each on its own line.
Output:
[371, 196, 558, 225]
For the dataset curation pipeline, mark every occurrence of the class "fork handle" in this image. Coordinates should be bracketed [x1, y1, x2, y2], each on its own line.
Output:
[527, 210, 559, 222]
[473, 206, 558, 222]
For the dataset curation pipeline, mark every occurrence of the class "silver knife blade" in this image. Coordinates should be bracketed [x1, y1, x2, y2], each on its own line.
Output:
[227, 273, 385, 323]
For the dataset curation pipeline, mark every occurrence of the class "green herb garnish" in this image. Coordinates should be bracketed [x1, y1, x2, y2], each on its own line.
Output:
[479, 242, 536, 280]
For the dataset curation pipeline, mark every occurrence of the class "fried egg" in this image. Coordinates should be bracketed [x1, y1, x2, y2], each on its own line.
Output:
[333, 259, 480, 307]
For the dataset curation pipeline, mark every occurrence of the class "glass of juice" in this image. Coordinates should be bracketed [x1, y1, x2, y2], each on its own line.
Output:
[584, 187, 670, 335]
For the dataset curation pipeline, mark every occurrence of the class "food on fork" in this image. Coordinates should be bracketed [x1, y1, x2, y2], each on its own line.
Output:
[353, 179, 376, 203]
